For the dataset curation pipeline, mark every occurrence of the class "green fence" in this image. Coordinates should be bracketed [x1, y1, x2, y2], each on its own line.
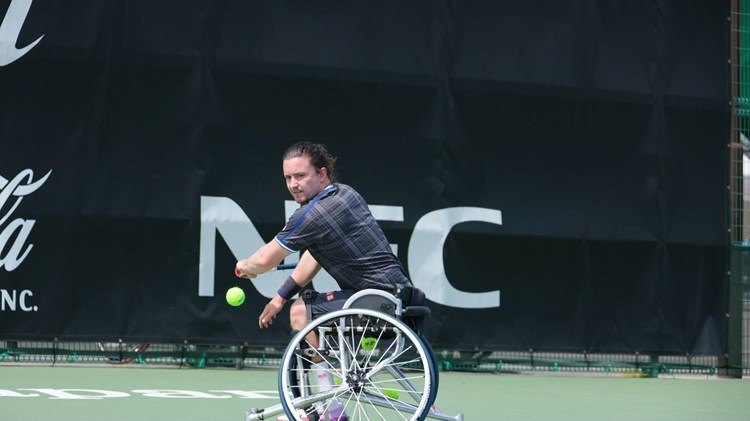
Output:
[730, 0, 750, 378]
[0, 339, 725, 378]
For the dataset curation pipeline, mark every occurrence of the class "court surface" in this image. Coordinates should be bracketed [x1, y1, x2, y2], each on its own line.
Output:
[1, 365, 749, 420]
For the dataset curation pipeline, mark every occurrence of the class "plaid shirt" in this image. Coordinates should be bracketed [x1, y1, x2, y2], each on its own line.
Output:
[275, 183, 410, 291]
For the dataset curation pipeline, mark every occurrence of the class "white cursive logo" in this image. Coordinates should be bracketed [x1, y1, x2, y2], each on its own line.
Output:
[0, 169, 51, 271]
[0, 0, 44, 66]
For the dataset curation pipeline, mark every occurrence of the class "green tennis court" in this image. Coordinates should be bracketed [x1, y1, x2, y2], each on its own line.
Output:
[1, 365, 748, 420]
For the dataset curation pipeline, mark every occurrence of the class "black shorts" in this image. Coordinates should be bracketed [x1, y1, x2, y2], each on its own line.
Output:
[305, 289, 356, 320]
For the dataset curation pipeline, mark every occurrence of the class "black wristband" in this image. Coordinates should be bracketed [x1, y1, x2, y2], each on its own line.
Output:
[278, 275, 302, 300]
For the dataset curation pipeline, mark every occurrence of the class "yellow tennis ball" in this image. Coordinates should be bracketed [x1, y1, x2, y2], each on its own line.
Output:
[361, 337, 378, 351]
[383, 389, 399, 400]
[226, 287, 245, 306]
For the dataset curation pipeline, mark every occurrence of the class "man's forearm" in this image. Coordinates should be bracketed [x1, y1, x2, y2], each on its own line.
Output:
[239, 252, 275, 274]
[237, 240, 290, 276]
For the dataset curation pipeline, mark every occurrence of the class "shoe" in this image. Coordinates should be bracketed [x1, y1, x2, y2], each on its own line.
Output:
[316, 400, 348, 421]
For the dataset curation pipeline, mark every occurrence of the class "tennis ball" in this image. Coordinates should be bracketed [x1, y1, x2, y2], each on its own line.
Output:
[383, 389, 399, 400]
[361, 337, 378, 351]
[226, 287, 245, 306]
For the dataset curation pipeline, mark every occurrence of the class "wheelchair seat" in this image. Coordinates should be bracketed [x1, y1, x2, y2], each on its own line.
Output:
[342, 285, 431, 335]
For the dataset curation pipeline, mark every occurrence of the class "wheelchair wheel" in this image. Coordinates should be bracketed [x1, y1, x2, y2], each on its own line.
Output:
[278, 308, 436, 421]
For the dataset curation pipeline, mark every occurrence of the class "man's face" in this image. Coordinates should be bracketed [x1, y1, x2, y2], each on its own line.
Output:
[283, 156, 328, 204]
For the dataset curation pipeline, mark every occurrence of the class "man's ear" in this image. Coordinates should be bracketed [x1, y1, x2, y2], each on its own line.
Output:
[318, 167, 329, 181]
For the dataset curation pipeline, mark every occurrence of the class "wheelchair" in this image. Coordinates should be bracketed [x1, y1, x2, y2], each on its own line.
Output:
[246, 286, 464, 421]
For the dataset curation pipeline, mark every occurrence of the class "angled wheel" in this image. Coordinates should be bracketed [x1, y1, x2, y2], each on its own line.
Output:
[278, 308, 436, 421]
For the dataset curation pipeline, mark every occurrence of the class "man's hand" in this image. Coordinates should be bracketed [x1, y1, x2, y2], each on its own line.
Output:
[259, 295, 286, 329]
[235, 260, 258, 279]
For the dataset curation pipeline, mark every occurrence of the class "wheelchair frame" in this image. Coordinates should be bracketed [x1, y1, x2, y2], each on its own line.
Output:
[246, 289, 464, 421]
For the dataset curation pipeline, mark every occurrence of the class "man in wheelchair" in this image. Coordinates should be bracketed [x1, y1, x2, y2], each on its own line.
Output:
[236, 142, 417, 420]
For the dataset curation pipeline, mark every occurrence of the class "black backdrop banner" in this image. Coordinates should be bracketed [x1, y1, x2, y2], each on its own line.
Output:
[0, 1, 729, 355]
